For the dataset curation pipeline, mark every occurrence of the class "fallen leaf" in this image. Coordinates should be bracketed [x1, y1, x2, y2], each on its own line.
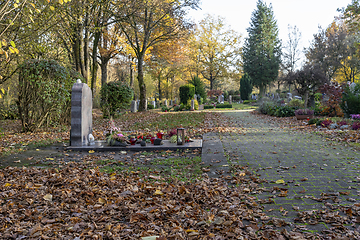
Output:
[43, 194, 52, 201]
[154, 189, 164, 196]
[276, 179, 285, 184]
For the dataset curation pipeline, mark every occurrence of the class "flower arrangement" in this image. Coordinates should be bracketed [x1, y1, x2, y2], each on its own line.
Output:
[352, 121, 360, 130]
[350, 114, 360, 120]
[320, 119, 333, 128]
[294, 108, 314, 115]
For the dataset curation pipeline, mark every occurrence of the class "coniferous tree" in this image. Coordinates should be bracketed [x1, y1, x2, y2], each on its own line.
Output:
[240, 73, 253, 100]
[242, 0, 281, 96]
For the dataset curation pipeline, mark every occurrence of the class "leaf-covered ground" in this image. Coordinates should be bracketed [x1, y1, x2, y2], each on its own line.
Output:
[0, 109, 360, 239]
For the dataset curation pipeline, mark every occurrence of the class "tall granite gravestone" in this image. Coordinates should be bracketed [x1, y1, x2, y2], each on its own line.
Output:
[191, 99, 195, 111]
[130, 100, 137, 112]
[70, 79, 93, 146]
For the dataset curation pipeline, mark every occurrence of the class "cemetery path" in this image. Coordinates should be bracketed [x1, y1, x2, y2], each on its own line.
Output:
[218, 110, 360, 233]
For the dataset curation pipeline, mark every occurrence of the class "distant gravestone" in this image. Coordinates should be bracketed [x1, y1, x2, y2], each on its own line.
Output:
[130, 100, 137, 112]
[229, 95, 232, 104]
[70, 79, 92, 146]
[191, 99, 195, 111]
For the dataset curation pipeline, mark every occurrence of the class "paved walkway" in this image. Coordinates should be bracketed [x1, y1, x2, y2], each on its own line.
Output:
[206, 110, 360, 233]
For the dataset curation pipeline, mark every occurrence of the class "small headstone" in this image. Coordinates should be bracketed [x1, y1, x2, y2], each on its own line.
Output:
[154, 138, 163, 145]
[140, 140, 146, 146]
[191, 99, 195, 111]
[130, 100, 137, 112]
[70, 79, 93, 146]
[229, 95, 232, 104]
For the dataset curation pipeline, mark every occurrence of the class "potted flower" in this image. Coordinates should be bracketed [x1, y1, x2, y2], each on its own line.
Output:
[294, 108, 314, 120]
[106, 131, 128, 147]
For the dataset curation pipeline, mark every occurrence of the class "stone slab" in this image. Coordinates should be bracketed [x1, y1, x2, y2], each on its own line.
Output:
[66, 139, 202, 152]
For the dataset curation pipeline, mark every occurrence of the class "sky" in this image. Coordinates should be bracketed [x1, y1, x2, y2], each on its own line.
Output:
[188, 0, 353, 64]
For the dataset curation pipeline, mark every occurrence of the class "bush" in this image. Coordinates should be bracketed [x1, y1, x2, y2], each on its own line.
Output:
[204, 105, 214, 109]
[274, 106, 295, 117]
[240, 73, 253, 100]
[341, 83, 360, 117]
[17, 59, 79, 132]
[308, 118, 320, 125]
[0, 104, 18, 120]
[147, 104, 154, 110]
[161, 105, 171, 112]
[216, 103, 232, 108]
[179, 84, 195, 105]
[186, 99, 199, 110]
[243, 100, 256, 104]
[198, 97, 203, 105]
[188, 76, 206, 100]
[232, 95, 241, 102]
[288, 99, 304, 108]
[100, 81, 134, 118]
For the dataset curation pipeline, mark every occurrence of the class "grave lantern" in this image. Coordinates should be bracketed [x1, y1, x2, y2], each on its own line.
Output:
[177, 128, 185, 145]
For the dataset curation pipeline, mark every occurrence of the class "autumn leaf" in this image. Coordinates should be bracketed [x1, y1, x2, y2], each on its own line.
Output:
[276, 179, 285, 184]
[154, 189, 164, 196]
[43, 194, 53, 201]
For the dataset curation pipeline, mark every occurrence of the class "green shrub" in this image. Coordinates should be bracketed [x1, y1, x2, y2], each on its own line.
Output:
[17, 59, 79, 132]
[204, 105, 214, 109]
[341, 83, 360, 117]
[161, 105, 171, 112]
[216, 103, 232, 108]
[288, 98, 304, 108]
[179, 84, 195, 105]
[147, 104, 154, 110]
[232, 95, 241, 102]
[186, 99, 199, 110]
[243, 100, 256, 104]
[0, 104, 18, 120]
[100, 81, 134, 118]
[274, 106, 295, 117]
[188, 76, 206, 100]
[240, 73, 253, 100]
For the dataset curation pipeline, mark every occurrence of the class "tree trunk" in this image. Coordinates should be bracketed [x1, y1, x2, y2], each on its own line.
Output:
[100, 59, 109, 87]
[91, 31, 101, 92]
[158, 74, 162, 100]
[259, 85, 265, 97]
[83, 13, 90, 84]
[304, 91, 309, 108]
[129, 56, 133, 88]
[137, 55, 146, 111]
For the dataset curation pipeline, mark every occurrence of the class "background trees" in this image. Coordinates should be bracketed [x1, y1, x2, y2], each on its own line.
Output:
[242, 0, 281, 97]
[192, 14, 241, 90]
[116, 0, 199, 111]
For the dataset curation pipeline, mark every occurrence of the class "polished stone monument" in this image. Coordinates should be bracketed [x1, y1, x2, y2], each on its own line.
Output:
[70, 80, 92, 146]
